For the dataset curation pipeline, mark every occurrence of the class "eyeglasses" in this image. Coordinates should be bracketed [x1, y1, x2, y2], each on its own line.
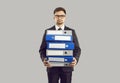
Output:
[55, 15, 66, 18]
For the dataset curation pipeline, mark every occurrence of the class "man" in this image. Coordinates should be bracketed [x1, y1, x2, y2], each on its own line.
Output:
[39, 7, 81, 83]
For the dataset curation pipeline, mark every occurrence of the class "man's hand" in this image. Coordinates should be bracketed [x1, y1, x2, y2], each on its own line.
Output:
[43, 58, 52, 68]
[69, 57, 77, 67]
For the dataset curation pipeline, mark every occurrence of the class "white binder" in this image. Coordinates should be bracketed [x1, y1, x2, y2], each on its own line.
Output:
[49, 62, 71, 67]
[46, 50, 73, 56]
[47, 30, 72, 35]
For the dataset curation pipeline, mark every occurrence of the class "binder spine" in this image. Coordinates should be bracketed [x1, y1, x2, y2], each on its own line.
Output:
[48, 62, 70, 67]
[46, 50, 73, 56]
[45, 35, 73, 42]
[46, 30, 72, 35]
[47, 56, 73, 62]
[47, 42, 74, 50]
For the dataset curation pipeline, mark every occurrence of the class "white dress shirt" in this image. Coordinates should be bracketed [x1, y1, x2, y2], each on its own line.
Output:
[55, 25, 65, 30]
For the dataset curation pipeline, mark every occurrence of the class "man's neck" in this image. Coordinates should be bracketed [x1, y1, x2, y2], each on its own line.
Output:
[56, 24, 64, 28]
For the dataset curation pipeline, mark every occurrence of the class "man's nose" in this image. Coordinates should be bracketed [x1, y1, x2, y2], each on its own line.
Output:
[58, 17, 62, 20]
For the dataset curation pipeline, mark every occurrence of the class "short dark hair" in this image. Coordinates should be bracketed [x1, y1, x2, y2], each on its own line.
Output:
[54, 7, 66, 14]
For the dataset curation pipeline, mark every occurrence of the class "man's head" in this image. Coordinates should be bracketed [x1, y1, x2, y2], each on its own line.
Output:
[53, 7, 66, 26]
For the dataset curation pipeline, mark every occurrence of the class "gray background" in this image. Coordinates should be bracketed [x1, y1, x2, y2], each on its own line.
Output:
[0, 0, 120, 83]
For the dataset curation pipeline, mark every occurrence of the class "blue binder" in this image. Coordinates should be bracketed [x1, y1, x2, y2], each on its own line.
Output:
[47, 42, 74, 50]
[47, 56, 73, 62]
[46, 35, 73, 42]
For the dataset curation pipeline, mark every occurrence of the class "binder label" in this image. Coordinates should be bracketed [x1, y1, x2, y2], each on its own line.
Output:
[49, 43, 65, 48]
[55, 36, 71, 41]
[49, 57, 64, 62]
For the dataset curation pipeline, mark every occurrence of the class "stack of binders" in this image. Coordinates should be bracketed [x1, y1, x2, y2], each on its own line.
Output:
[45, 30, 74, 67]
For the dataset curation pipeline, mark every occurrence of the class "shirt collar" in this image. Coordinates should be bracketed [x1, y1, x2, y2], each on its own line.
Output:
[55, 25, 65, 30]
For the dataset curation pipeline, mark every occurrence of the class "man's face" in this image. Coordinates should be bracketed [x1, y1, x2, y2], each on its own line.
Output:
[54, 11, 66, 25]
